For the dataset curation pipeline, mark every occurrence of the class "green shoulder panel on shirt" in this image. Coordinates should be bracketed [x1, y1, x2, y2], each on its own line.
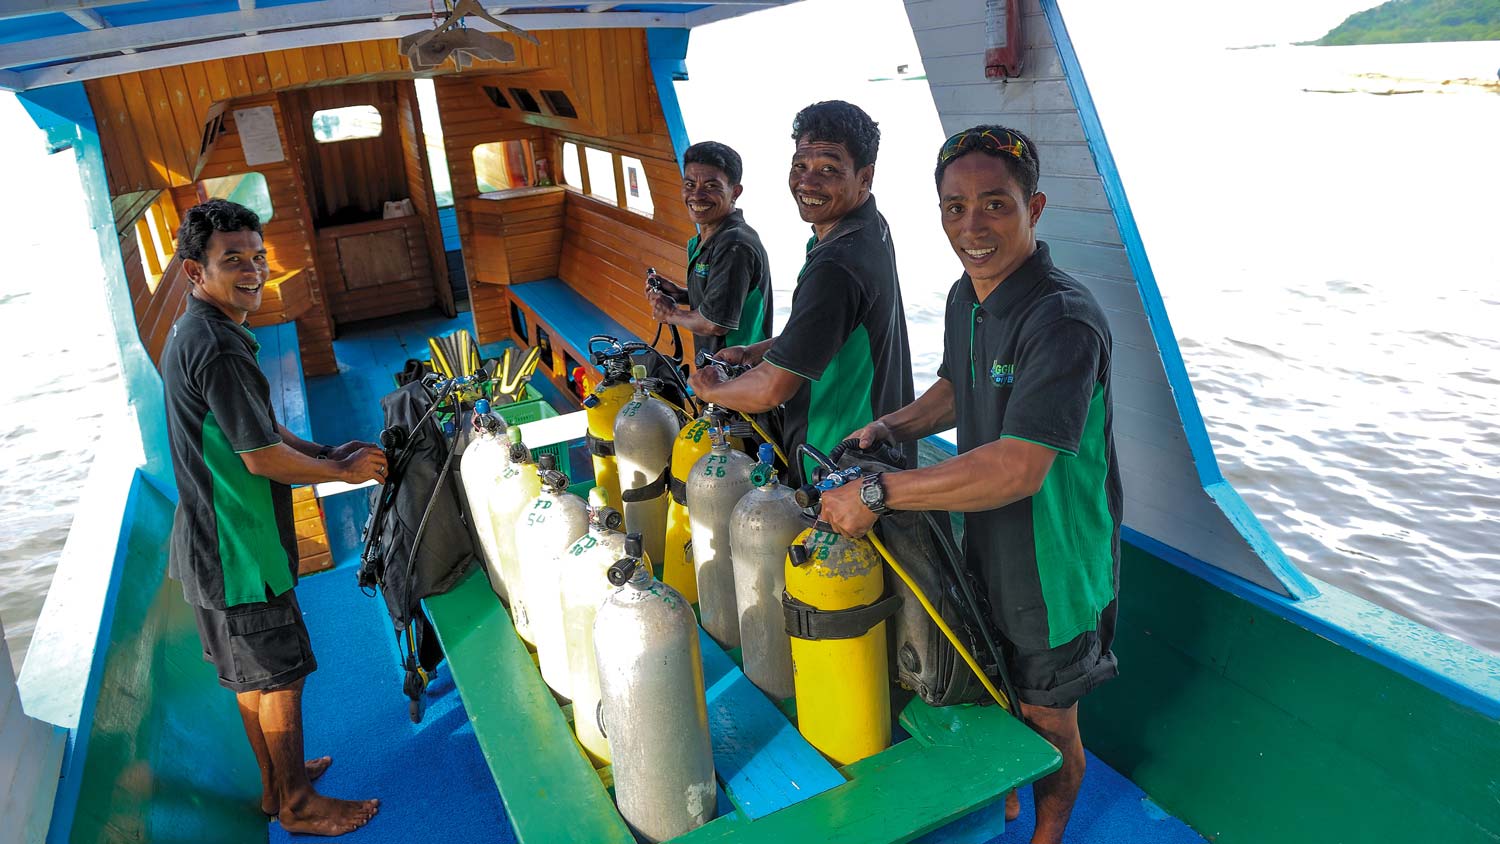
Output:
[803, 324, 876, 477]
[1031, 384, 1115, 647]
[202, 411, 294, 606]
[725, 286, 767, 349]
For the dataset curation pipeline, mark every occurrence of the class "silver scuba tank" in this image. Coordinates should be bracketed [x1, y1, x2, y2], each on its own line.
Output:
[489, 427, 541, 638]
[613, 364, 680, 573]
[687, 425, 755, 649]
[729, 444, 804, 701]
[460, 401, 509, 601]
[595, 535, 716, 842]
[513, 455, 588, 668]
[560, 489, 627, 764]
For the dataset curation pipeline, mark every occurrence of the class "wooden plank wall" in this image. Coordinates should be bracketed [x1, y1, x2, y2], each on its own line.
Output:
[394, 80, 454, 317]
[466, 189, 565, 286]
[280, 81, 406, 226]
[315, 216, 435, 323]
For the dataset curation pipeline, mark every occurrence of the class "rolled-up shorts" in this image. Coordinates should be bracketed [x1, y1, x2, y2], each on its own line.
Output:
[193, 587, 318, 693]
[1002, 599, 1119, 710]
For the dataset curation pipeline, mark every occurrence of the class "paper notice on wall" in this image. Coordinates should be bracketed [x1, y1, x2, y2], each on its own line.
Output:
[233, 106, 284, 166]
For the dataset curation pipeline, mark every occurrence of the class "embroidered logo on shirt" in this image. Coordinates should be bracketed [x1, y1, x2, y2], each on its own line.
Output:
[693, 261, 710, 277]
[990, 361, 1015, 386]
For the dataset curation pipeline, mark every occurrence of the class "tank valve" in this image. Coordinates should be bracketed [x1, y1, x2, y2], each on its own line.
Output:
[789, 544, 811, 567]
[598, 507, 624, 531]
[608, 533, 647, 585]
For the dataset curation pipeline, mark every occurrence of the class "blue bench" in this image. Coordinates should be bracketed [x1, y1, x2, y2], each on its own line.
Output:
[252, 321, 312, 441]
[507, 278, 646, 399]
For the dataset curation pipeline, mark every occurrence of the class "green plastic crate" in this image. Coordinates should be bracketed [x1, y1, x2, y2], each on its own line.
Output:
[495, 398, 567, 467]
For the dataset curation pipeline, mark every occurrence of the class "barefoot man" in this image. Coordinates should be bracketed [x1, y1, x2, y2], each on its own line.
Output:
[818, 127, 1123, 844]
[161, 199, 383, 835]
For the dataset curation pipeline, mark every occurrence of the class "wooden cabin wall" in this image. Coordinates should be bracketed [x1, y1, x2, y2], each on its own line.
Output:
[280, 82, 405, 226]
[394, 80, 454, 318]
[186, 95, 337, 375]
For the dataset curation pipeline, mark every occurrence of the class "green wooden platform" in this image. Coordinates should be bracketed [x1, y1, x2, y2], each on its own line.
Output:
[424, 566, 1059, 843]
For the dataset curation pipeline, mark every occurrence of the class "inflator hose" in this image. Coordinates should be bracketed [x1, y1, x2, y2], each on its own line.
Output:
[867, 533, 1013, 713]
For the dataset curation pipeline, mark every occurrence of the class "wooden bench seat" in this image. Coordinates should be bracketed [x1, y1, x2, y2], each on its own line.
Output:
[507, 277, 646, 401]
[252, 320, 331, 574]
[424, 564, 1061, 844]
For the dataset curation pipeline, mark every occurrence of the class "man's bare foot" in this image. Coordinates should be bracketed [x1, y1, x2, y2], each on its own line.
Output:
[261, 758, 335, 816]
[278, 794, 380, 837]
[1006, 789, 1021, 822]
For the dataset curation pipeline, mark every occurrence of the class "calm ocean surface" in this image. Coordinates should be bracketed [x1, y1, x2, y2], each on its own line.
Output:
[1, 6, 1496, 671]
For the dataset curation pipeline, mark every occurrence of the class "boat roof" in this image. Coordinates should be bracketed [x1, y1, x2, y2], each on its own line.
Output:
[0, 1, 796, 92]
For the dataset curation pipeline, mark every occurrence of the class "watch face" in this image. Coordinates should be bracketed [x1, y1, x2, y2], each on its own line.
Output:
[861, 479, 881, 505]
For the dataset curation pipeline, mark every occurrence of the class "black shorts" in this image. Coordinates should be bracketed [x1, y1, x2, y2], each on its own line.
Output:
[1002, 599, 1118, 709]
[193, 588, 317, 693]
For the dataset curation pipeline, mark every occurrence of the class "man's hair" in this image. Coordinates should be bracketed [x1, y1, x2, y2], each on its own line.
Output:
[683, 141, 743, 186]
[176, 198, 263, 263]
[933, 124, 1041, 198]
[790, 100, 880, 169]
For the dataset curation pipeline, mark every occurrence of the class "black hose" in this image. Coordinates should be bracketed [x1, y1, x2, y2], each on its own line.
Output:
[920, 510, 1021, 714]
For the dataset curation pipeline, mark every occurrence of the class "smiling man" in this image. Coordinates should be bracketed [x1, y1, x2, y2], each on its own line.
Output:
[818, 127, 1122, 844]
[160, 199, 386, 836]
[689, 101, 914, 482]
[645, 141, 772, 357]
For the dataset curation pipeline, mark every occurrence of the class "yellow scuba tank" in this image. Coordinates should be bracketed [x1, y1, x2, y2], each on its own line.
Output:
[664, 415, 711, 601]
[613, 365, 681, 573]
[582, 364, 633, 511]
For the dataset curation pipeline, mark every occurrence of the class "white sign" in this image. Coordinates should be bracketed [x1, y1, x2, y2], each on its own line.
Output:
[233, 105, 284, 167]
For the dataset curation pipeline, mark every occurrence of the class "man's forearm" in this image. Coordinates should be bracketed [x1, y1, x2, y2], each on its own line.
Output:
[243, 442, 348, 486]
[881, 379, 957, 442]
[694, 362, 798, 414]
[742, 338, 774, 365]
[883, 437, 1055, 513]
[276, 424, 323, 458]
[668, 308, 728, 337]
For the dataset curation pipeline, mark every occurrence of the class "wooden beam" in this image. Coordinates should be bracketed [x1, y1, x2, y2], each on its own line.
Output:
[0, 1, 134, 21]
[64, 9, 109, 30]
[16, 13, 685, 90]
[684, 1, 793, 27]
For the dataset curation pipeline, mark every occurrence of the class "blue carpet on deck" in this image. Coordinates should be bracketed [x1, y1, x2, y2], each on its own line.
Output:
[282, 308, 1205, 844]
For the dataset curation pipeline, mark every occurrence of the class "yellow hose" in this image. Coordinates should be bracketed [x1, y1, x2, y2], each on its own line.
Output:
[867, 533, 1011, 712]
[739, 412, 789, 468]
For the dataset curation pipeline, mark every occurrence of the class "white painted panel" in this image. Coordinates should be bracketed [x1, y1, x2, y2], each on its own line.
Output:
[929, 77, 1076, 115]
[911, 21, 986, 59]
[1038, 236, 1131, 278]
[933, 105, 1086, 144]
[1037, 174, 1110, 212]
[1038, 207, 1121, 244]
[1073, 271, 1146, 315]
[905, 0, 980, 31]
[1038, 142, 1100, 178]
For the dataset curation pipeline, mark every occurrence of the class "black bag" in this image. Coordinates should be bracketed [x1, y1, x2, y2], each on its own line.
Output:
[829, 444, 1001, 707]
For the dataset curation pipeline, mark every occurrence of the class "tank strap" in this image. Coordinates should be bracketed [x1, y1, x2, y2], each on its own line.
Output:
[586, 431, 615, 458]
[669, 476, 688, 505]
[620, 467, 670, 503]
[782, 592, 903, 641]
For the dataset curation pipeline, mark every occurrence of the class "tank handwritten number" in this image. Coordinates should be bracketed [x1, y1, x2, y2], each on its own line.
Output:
[811, 530, 838, 561]
[571, 534, 599, 555]
[688, 420, 708, 443]
[702, 454, 728, 478]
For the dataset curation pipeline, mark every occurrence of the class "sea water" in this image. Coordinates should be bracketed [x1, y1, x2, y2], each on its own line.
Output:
[1, 3, 1496, 673]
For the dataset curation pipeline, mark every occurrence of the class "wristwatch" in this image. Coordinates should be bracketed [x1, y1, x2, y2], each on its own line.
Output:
[859, 472, 891, 516]
[316, 445, 332, 460]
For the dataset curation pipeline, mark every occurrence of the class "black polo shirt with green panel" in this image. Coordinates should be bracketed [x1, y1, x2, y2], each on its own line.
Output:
[684, 208, 773, 356]
[764, 194, 916, 479]
[937, 241, 1122, 651]
[162, 295, 299, 609]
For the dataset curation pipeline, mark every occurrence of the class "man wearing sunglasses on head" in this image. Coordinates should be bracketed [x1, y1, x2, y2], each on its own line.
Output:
[818, 126, 1123, 844]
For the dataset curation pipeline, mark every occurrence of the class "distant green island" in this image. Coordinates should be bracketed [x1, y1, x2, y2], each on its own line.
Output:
[1314, 0, 1500, 45]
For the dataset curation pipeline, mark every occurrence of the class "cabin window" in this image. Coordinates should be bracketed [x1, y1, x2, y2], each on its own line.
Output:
[415, 79, 454, 208]
[620, 155, 654, 217]
[474, 140, 535, 193]
[483, 86, 512, 109]
[133, 194, 178, 294]
[561, 142, 583, 190]
[311, 105, 383, 143]
[509, 88, 542, 114]
[200, 172, 274, 224]
[540, 90, 577, 119]
[584, 146, 618, 205]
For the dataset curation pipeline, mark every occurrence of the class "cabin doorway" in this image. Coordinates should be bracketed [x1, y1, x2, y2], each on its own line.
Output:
[281, 80, 453, 330]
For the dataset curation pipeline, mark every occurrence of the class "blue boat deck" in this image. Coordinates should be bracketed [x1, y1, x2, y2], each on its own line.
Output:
[278, 308, 1206, 844]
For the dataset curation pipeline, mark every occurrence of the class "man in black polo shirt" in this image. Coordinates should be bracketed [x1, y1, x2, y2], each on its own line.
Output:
[161, 199, 385, 836]
[820, 127, 1122, 844]
[689, 101, 915, 482]
[644, 141, 772, 357]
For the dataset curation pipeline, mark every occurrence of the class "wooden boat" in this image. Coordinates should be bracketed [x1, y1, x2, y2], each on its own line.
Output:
[1, 2, 1496, 843]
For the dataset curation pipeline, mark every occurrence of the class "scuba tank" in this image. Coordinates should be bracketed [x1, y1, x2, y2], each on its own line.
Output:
[687, 423, 755, 649]
[512, 453, 588, 660]
[459, 399, 509, 602]
[613, 364, 680, 573]
[489, 426, 541, 636]
[559, 489, 628, 765]
[582, 341, 636, 509]
[729, 444, 804, 701]
[595, 534, 716, 842]
[664, 405, 748, 602]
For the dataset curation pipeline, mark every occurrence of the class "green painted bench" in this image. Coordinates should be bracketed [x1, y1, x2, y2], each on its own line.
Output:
[425, 566, 1059, 844]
